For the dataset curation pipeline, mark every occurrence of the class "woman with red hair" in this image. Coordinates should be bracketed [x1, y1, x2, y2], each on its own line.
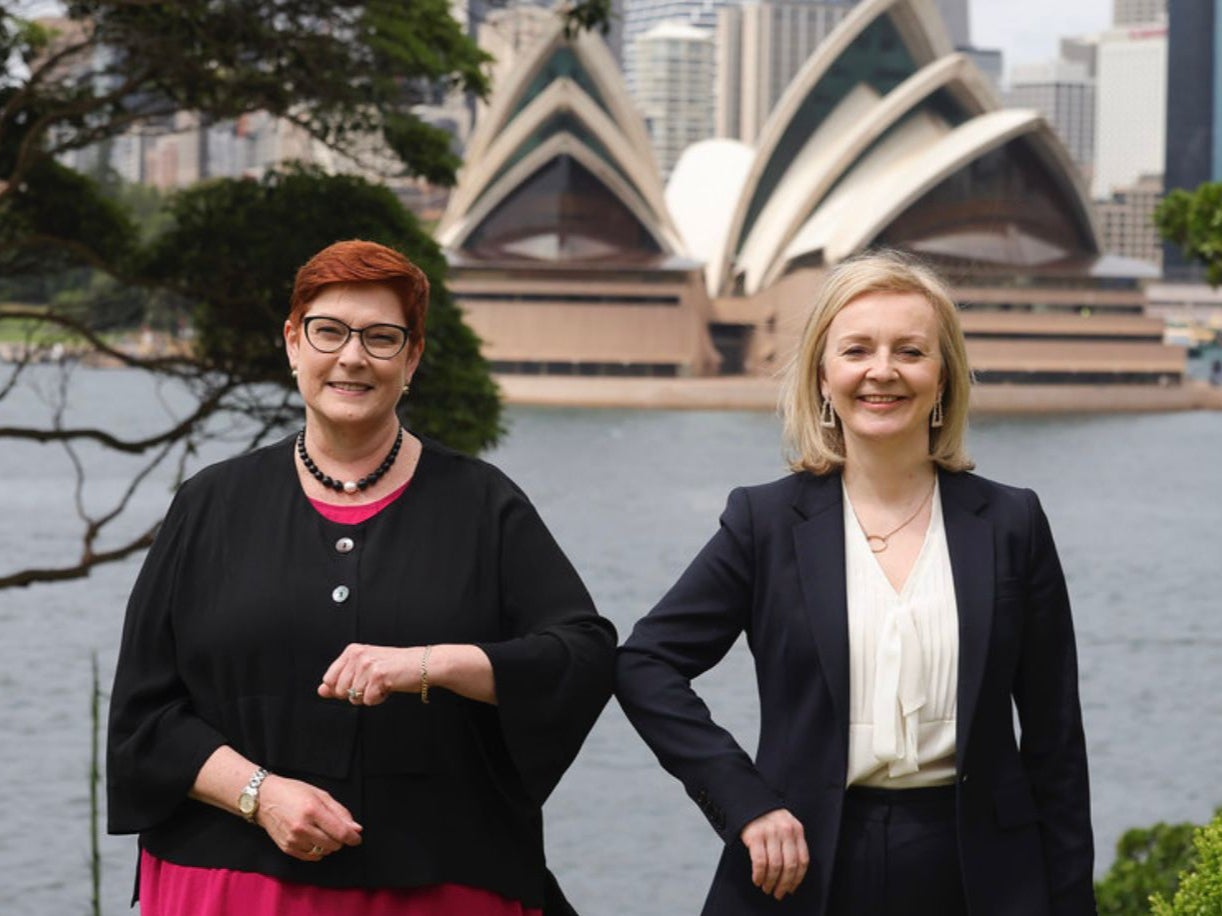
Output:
[108, 240, 615, 915]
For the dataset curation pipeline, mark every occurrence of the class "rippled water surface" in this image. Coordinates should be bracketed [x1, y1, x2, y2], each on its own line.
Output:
[2, 367, 1221, 914]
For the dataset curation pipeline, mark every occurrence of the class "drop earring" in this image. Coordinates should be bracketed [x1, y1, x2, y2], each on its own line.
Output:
[819, 396, 836, 428]
[931, 393, 944, 428]
[291, 367, 298, 380]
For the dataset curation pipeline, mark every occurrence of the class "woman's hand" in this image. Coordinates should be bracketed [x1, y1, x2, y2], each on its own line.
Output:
[319, 643, 498, 705]
[740, 808, 810, 901]
[256, 774, 363, 862]
[318, 643, 418, 706]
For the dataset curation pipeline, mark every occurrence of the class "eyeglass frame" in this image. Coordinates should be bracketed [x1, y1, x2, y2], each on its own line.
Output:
[301, 315, 412, 360]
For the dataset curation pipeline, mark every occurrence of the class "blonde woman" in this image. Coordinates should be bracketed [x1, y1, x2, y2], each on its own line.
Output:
[617, 250, 1094, 915]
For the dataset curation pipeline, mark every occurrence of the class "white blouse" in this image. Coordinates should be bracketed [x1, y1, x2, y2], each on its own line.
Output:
[843, 479, 959, 788]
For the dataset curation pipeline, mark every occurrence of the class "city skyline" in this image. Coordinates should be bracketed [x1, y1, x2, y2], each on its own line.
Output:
[19, 0, 1119, 80]
[972, 0, 1112, 72]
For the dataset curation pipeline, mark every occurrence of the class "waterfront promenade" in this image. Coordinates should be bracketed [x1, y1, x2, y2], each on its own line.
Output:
[496, 374, 1222, 412]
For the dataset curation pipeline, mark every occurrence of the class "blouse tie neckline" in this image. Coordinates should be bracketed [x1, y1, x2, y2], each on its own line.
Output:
[871, 600, 927, 777]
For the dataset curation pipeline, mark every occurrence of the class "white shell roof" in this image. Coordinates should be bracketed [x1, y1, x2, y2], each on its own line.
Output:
[440, 14, 681, 255]
[665, 0, 1099, 296]
[665, 139, 755, 272]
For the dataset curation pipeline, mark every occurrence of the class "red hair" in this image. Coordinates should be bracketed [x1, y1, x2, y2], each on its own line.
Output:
[289, 240, 429, 349]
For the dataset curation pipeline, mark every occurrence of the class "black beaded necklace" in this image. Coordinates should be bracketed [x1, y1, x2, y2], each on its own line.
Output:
[296, 427, 403, 494]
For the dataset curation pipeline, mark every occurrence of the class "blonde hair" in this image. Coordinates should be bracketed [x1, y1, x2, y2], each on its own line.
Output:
[781, 249, 974, 475]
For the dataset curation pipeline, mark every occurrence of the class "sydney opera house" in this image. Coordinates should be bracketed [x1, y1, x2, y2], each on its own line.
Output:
[438, 0, 1185, 386]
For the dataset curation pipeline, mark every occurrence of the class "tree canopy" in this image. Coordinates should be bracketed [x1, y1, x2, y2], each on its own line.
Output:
[0, 0, 614, 588]
[143, 165, 501, 454]
[1155, 181, 1222, 286]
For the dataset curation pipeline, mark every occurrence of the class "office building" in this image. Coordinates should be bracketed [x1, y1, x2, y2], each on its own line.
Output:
[623, 0, 744, 90]
[1006, 59, 1095, 177]
[1096, 174, 1164, 266]
[716, 2, 855, 142]
[1163, 0, 1221, 278]
[1114, 0, 1167, 24]
[1092, 24, 1166, 197]
[933, 0, 968, 47]
[636, 22, 717, 178]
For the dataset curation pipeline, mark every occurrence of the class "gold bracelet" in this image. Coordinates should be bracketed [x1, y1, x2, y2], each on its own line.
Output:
[420, 644, 432, 704]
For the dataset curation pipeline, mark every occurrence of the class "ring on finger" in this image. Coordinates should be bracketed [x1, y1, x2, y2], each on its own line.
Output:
[309, 845, 323, 856]
[347, 687, 363, 701]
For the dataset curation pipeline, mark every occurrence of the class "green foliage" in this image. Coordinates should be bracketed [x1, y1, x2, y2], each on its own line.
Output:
[561, 0, 615, 37]
[4, 2, 489, 190]
[143, 166, 501, 453]
[2, 1, 510, 454]
[1151, 811, 1222, 915]
[1096, 820, 1200, 916]
[1155, 182, 1222, 286]
[0, 157, 137, 275]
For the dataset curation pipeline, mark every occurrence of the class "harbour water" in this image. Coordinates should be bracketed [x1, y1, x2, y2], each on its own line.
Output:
[2, 366, 1221, 914]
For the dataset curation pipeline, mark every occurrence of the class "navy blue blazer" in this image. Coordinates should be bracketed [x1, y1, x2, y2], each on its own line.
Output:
[616, 468, 1095, 915]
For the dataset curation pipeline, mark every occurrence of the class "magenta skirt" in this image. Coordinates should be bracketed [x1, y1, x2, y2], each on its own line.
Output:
[139, 850, 543, 916]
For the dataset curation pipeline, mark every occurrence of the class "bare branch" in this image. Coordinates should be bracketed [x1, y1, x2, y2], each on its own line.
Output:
[236, 385, 298, 451]
[87, 438, 180, 548]
[0, 348, 34, 401]
[0, 306, 203, 376]
[0, 382, 233, 452]
[0, 522, 161, 589]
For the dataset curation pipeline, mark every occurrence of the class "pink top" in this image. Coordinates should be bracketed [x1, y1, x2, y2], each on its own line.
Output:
[308, 479, 412, 524]
[139, 479, 542, 916]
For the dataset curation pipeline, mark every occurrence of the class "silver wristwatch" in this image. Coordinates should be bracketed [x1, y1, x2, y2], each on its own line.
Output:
[237, 767, 268, 823]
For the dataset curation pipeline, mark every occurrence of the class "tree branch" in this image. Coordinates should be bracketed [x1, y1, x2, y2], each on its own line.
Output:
[0, 379, 235, 453]
[0, 26, 98, 127]
[0, 306, 203, 375]
[2, 60, 153, 201]
[0, 522, 161, 589]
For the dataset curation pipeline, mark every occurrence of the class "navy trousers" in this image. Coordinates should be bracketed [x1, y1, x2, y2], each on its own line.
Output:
[827, 785, 969, 916]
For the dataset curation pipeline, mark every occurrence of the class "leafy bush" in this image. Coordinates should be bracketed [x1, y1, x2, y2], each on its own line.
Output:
[1096, 820, 1199, 916]
[1150, 810, 1222, 915]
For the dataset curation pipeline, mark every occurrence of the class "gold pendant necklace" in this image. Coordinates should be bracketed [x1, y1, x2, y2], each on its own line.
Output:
[859, 479, 936, 554]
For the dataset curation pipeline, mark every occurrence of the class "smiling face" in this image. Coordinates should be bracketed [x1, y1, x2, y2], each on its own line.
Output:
[820, 290, 944, 458]
[284, 282, 421, 439]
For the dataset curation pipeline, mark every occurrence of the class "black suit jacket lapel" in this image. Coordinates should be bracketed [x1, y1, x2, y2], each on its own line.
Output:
[939, 469, 995, 772]
[792, 473, 850, 735]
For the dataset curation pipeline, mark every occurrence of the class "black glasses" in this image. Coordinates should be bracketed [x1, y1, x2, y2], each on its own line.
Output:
[302, 316, 410, 360]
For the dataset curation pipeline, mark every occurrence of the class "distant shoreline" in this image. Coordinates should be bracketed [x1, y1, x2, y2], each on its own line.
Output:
[495, 375, 1222, 413]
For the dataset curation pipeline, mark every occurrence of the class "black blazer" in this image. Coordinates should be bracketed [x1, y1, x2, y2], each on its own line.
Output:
[108, 435, 615, 911]
[616, 469, 1095, 916]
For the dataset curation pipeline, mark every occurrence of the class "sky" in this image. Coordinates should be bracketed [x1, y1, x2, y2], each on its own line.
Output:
[971, 0, 1114, 73]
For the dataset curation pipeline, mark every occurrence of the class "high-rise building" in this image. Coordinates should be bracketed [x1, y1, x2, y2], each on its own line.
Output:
[1096, 173, 1164, 266]
[1164, 0, 1220, 192]
[1059, 36, 1099, 78]
[930, 0, 1003, 95]
[716, 2, 855, 143]
[1114, 0, 1167, 25]
[1006, 59, 1095, 178]
[960, 47, 1002, 94]
[623, 0, 745, 90]
[1163, 0, 1221, 277]
[933, 0, 969, 47]
[636, 21, 716, 178]
[1092, 23, 1167, 198]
